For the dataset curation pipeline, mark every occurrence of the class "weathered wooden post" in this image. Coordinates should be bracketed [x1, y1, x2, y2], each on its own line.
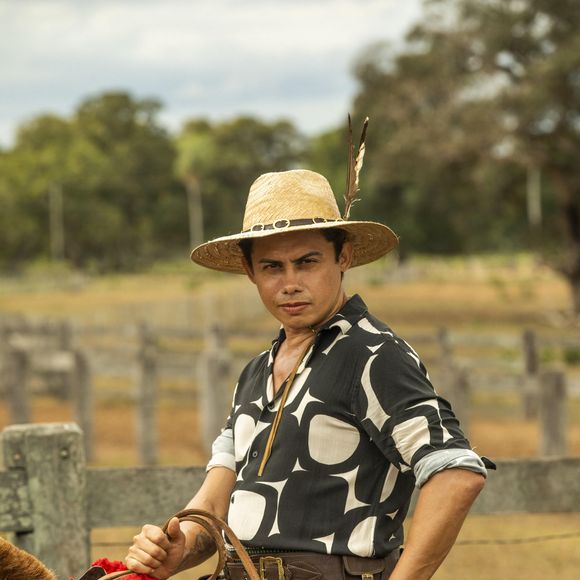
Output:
[437, 327, 453, 371]
[57, 320, 74, 400]
[6, 347, 31, 424]
[2, 423, 90, 579]
[539, 370, 567, 457]
[448, 367, 471, 438]
[199, 324, 231, 454]
[436, 327, 471, 433]
[137, 322, 158, 466]
[57, 320, 73, 351]
[72, 349, 94, 462]
[522, 329, 539, 419]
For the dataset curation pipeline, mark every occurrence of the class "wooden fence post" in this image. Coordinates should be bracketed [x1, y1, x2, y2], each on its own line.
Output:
[57, 320, 73, 351]
[72, 349, 94, 462]
[199, 324, 231, 454]
[436, 328, 472, 435]
[2, 423, 89, 579]
[539, 370, 567, 457]
[137, 322, 158, 466]
[448, 367, 471, 438]
[437, 327, 453, 372]
[522, 329, 539, 419]
[6, 347, 31, 424]
[57, 320, 74, 400]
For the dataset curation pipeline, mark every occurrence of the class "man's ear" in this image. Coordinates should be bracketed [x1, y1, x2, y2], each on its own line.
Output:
[241, 256, 256, 283]
[339, 240, 354, 272]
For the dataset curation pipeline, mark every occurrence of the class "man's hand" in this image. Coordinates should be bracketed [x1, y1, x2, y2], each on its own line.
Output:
[126, 517, 185, 579]
[125, 467, 236, 578]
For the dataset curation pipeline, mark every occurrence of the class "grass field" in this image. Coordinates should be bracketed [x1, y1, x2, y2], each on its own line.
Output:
[1, 254, 579, 578]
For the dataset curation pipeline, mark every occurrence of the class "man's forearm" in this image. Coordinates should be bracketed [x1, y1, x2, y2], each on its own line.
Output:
[175, 522, 218, 572]
[174, 466, 236, 574]
[390, 468, 485, 580]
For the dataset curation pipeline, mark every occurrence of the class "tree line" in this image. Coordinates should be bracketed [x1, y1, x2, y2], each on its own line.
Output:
[0, 0, 578, 310]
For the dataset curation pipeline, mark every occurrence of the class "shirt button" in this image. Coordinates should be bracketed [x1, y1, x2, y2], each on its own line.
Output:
[252, 451, 259, 458]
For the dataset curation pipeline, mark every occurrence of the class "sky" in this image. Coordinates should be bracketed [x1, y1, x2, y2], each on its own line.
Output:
[0, 0, 423, 147]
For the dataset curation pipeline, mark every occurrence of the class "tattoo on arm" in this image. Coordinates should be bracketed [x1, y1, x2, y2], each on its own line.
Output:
[178, 529, 217, 570]
[193, 530, 216, 558]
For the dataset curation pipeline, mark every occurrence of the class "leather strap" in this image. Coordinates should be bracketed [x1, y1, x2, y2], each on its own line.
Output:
[258, 339, 314, 476]
[95, 508, 259, 580]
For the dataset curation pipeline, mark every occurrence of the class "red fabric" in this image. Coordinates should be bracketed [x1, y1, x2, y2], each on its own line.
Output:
[72, 558, 158, 579]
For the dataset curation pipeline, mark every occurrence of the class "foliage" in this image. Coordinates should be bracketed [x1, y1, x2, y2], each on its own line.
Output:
[350, 0, 580, 308]
[305, 126, 348, 203]
[0, 93, 180, 271]
[0, 96, 305, 271]
[176, 116, 306, 240]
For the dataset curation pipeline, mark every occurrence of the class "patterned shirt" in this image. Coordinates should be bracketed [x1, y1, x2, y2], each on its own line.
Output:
[209, 295, 484, 557]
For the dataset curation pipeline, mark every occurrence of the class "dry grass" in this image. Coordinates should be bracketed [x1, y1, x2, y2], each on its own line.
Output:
[433, 513, 580, 580]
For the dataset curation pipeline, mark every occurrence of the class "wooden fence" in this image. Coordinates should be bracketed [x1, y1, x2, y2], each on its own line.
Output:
[1, 423, 579, 578]
[0, 317, 577, 462]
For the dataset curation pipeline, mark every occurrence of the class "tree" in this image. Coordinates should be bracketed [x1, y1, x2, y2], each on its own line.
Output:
[456, 0, 580, 311]
[175, 116, 306, 241]
[305, 127, 349, 208]
[352, 0, 580, 310]
[73, 92, 180, 269]
[0, 92, 183, 272]
[0, 114, 108, 268]
[175, 120, 217, 248]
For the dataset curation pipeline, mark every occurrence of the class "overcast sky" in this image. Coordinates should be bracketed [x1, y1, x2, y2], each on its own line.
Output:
[0, 0, 423, 147]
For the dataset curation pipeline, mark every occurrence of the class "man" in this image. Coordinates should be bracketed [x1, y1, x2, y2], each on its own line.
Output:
[126, 169, 489, 579]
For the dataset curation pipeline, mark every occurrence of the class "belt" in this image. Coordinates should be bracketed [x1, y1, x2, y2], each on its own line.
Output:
[224, 550, 400, 580]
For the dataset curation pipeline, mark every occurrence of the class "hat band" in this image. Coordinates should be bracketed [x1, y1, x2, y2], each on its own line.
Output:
[243, 217, 343, 233]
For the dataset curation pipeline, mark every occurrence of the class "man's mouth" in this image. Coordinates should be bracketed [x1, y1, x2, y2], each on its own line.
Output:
[279, 302, 309, 314]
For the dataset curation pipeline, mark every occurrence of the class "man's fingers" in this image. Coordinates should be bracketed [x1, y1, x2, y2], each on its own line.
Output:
[127, 541, 167, 568]
[125, 553, 155, 575]
[140, 524, 171, 550]
[125, 521, 184, 579]
[166, 517, 183, 542]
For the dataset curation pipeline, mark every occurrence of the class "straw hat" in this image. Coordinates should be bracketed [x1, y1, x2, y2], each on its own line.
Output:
[190, 169, 398, 274]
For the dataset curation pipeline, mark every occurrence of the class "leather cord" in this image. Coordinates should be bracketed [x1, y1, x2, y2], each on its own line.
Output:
[258, 338, 314, 477]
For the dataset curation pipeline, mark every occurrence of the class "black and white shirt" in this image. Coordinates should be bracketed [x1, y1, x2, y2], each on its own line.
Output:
[208, 294, 486, 557]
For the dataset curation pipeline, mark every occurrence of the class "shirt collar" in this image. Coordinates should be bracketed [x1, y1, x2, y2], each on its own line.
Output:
[319, 294, 369, 335]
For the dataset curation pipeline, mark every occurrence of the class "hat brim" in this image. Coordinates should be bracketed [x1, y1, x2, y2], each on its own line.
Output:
[190, 220, 399, 274]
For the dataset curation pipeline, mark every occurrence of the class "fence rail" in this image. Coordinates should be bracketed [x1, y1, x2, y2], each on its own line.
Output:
[1, 423, 579, 578]
[1, 317, 578, 463]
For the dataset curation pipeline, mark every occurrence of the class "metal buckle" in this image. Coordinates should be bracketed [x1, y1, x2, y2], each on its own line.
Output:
[259, 555, 285, 579]
[273, 219, 290, 229]
[361, 575, 374, 580]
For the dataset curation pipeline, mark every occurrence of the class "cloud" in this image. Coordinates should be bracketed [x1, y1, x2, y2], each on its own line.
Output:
[0, 0, 422, 146]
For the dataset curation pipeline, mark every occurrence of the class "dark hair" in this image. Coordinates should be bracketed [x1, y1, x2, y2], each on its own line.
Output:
[239, 228, 348, 270]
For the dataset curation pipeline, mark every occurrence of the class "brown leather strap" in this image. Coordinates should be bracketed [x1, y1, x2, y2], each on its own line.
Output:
[258, 339, 314, 476]
[96, 508, 259, 580]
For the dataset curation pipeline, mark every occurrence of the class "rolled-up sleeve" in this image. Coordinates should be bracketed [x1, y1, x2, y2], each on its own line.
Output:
[206, 427, 235, 472]
[413, 448, 488, 488]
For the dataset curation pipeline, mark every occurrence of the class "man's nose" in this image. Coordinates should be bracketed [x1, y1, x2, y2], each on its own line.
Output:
[281, 267, 302, 294]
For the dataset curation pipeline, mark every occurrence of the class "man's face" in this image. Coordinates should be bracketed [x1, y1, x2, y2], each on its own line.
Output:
[244, 230, 353, 333]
